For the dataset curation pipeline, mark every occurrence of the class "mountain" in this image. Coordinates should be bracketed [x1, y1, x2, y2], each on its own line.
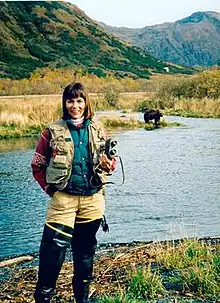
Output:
[0, 1, 193, 80]
[100, 11, 220, 67]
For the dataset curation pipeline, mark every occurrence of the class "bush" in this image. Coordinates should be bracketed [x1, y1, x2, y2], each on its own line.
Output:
[157, 69, 220, 100]
[102, 85, 120, 108]
[128, 267, 166, 299]
[134, 99, 168, 112]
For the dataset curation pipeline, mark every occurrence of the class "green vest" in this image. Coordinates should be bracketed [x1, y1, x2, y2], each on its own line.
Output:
[46, 118, 107, 190]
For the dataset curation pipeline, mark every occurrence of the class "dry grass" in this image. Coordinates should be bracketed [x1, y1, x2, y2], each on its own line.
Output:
[0, 238, 219, 302]
[0, 93, 148, 128]
[164, 97, 220, 118]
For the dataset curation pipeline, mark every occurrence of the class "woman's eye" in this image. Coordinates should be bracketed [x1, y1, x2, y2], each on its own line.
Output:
[67, 98, 84, 104]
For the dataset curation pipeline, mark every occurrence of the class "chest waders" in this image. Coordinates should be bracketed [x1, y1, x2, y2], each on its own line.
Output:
[34, 219, 101, 303]
[34, 119, 106, 303]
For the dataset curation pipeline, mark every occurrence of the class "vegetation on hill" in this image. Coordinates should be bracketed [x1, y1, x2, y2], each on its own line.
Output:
[0, 1, 194, 80]
[100, 11, 220, 67]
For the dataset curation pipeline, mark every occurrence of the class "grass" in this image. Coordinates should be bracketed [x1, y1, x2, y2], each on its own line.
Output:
[0, 239, 219, 302]
[128, 266, 166, 299]
[156, 240, 220, 299]
[135, 97, 220, 119]
[96, 240, 220, 302]
[0, 124, 46, 139]
[0, 117, 180, 139]
[0, 89, 219, 139]
[100, 117, 143, 129]
[0, 93, 182, 139]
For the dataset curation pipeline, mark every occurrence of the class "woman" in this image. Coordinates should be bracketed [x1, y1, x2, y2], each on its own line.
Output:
[31, 82, 116, 303]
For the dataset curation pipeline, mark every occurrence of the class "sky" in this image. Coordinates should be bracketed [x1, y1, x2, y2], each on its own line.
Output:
[69, 0, 220, 28]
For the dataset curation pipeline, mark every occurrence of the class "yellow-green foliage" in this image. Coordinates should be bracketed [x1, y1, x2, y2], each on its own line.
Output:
[128, 266, 165, 299]
[0, 68, 182, 97]
[98, 240, 220, 302]
[134, 69, 220, 118]
[136, 97, 220, 118]
[100, 117, 144, 129]
[157, 68, 220, 99]
[0, 68, 143, 96]
[166, 97, 220, 118]
[156, 240, 220, 298]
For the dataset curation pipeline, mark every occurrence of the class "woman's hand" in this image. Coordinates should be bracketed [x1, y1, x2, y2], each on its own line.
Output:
[99, 154, 114, 173]
[45, 184, 57, 197]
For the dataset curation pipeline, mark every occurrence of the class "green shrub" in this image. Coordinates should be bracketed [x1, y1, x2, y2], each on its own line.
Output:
[103, 86, 120, 107]
[128, 267, 166, 299]
[157, 69, 220, 100]
[134, 98, 168, 112]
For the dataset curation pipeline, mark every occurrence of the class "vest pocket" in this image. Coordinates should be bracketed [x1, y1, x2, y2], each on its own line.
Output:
[46, 166, 69, 184]
[52, 155, 69, 168]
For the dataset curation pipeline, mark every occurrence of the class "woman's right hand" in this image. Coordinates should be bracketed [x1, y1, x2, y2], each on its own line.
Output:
[45, 184, 57, 197]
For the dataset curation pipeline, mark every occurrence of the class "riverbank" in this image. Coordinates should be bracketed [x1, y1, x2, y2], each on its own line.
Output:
[0, 115, 181, 139]
[1, 91, 219, 139]
[0, 237, 219, 302]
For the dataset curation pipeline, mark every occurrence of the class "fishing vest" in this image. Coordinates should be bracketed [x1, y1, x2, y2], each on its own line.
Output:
[46, 118, 107, 190]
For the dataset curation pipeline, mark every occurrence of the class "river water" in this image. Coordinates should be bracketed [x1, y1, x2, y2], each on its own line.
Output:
[0, 115, 220, 259]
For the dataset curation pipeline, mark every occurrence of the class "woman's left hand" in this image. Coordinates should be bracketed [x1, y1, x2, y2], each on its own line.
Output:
[99, 154, 114, 173]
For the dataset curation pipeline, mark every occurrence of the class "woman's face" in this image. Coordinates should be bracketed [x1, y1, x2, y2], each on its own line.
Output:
[66, 97, 86, 119]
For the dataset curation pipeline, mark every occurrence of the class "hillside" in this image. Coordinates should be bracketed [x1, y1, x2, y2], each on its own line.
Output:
[0, 1, 193, 80]
[100, 11, 220, 67]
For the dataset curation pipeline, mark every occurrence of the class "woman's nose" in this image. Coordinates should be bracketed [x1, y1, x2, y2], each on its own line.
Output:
[72, 101, 78, 107]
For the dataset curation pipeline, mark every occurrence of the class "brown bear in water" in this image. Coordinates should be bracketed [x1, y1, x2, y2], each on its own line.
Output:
[144, 108, 163, 126]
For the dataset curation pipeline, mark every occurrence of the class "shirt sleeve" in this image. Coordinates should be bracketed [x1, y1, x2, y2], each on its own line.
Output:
[31, 129, 51, 192]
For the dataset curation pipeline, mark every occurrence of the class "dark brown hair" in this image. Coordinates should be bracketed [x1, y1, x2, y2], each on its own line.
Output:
[62, 82, 94, 120]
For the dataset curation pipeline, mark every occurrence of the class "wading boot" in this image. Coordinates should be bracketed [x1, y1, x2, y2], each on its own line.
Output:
[34, 284, 56, 303]
[71, 219, 101, 303]
[34, 224, 72, 302]
[73, 277, 91, 303]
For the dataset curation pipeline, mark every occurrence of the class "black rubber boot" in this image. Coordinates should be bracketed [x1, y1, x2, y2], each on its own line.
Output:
[34, 284, 56, 303]
[34, 224, 72, 302]
[73, 276, 91, 303]
[71, 219, 101, 303]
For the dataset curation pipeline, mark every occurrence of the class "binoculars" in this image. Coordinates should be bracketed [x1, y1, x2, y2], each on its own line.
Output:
[104, 139, 118, 159]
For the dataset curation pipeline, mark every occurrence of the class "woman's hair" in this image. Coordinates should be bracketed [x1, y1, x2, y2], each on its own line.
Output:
[62, 82, 94, 120]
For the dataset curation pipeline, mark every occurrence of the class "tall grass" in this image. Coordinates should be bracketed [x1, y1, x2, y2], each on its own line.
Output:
[135, 97, 220, 118]
[0, 93, 155, 138]
[157, 69, 220, 100]
[96, 240, 220, 302]
[156, 240, 220, 298]
[139, 68, 220, 118]
[128, 266, 165, 299]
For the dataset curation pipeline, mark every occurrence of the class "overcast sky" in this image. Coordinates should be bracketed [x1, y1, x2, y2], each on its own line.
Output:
[69, 0, 220, 28]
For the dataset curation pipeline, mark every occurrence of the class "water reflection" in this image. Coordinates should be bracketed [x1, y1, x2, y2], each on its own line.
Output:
[0, 137, 38, 152]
